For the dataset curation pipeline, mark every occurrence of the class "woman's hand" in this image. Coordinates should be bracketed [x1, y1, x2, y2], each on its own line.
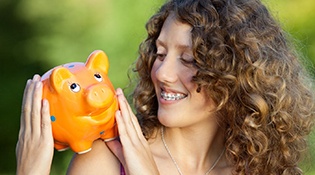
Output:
[16, 75, 54, 175]
[106, 88, 159, 175]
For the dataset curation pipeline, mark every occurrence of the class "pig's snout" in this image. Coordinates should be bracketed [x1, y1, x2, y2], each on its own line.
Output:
[85, 84, 115, 110]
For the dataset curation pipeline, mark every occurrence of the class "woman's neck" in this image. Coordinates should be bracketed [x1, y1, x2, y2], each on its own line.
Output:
[148, 120, 227, 175]
[162, 124, 225, 166]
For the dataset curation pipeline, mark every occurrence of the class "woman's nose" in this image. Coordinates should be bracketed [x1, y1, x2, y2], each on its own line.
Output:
[154, 57, 178, 83]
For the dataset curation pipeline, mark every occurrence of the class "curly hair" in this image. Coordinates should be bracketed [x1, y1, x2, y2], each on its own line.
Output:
[132, 0, 315, 174]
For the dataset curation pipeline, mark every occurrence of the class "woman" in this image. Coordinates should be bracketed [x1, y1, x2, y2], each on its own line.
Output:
[17, 0, 315, 174]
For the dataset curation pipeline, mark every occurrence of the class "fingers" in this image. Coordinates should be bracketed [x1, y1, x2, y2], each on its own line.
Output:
[113, 89, 159, 174]
[19, 79, 31, 138]
[16, 74, 55, 174]
[31, 80, 43, 137]
[116, 88, 136, 137]
[21, 78, 36, 134]
[19, 75, 41, 138]
[41, 99, 52, 140]
[116, 89, 143, 135]
[115, 89, 144, 143]
[115, 110, 127, 138]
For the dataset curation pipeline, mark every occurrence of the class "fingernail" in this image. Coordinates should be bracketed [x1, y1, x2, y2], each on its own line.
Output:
[26, 79, 31, 85]
[33, 74, 40, 81]
[116, 88, 123, 95]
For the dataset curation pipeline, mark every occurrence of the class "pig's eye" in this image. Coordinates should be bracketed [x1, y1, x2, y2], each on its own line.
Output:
[70, 83, 80, 92]
[94, 73, 102, 82]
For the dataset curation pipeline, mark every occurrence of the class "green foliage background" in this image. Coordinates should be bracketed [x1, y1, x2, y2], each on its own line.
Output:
[0, 0, 314, 174]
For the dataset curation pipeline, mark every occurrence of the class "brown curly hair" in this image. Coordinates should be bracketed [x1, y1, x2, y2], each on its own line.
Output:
[131, 0, 315, 174]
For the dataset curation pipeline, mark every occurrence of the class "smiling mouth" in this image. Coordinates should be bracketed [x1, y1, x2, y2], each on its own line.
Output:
[161, 91, 187, 101]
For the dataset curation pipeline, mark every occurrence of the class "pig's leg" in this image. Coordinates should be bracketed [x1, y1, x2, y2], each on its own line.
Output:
[71, 141, 93, 154]
[54, 142, 69, 152]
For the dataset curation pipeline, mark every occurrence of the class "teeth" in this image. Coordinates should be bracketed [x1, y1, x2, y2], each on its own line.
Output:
[161, 91, 187, 101]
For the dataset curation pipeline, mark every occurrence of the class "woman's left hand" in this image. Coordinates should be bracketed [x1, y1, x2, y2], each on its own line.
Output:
[106, 88, 159, 175]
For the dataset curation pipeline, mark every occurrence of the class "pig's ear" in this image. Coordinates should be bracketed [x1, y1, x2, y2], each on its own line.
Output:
[50, 67, 73, 92]
[85, 50, 109, 75]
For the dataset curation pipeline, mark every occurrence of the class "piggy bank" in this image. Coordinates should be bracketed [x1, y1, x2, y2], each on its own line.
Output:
[41, 50, 118, 154]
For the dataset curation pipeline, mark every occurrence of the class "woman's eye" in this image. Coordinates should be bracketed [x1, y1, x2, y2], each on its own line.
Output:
[94, 73, 102, 82]
[70, 83, 81, 92]
[180, 57, 195, 66]
[156, 53, 166, 61]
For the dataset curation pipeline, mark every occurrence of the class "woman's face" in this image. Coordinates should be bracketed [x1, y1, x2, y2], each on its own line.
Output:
[151, 14, 217, 128]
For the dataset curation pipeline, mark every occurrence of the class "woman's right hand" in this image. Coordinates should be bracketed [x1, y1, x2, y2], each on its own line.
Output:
[16, 75, 54, 175]
[106, 88, 160, 175]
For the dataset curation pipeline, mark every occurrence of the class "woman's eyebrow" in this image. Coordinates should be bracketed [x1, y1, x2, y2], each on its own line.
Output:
[156, 39, 166, 48]
[156, 39, 191, 51]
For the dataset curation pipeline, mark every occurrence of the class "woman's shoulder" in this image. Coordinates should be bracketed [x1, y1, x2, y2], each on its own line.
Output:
[67, 139, 121, 175]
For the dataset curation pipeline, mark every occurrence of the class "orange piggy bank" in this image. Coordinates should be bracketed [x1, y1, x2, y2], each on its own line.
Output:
[41, 50, 118, 154]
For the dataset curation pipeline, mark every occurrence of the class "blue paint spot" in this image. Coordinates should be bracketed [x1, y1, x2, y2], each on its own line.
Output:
[50, 116, 56, 122]
[68, 65, 75, 68]
[100, 131, 105, 135]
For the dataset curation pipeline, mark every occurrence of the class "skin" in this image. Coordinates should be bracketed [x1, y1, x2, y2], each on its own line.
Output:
[16, 75, 54, 175]
[16, 14, 233, 175]
[145, 14, 230, 175]
[153, 13, 217, 128]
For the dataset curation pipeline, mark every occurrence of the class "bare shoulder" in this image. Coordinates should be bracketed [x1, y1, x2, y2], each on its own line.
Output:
[67, 139, 120, 175]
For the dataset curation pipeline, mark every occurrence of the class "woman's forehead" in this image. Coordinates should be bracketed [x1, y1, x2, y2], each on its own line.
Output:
[157, 14, 192, 47]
